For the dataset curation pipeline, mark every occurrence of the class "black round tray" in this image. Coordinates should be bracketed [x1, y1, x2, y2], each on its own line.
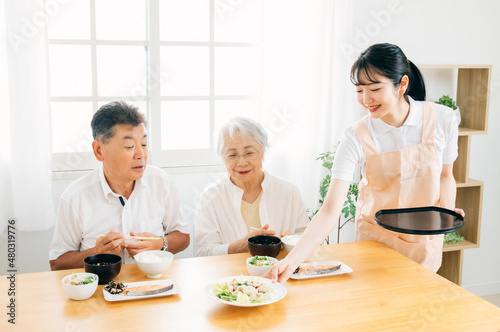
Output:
[374, 206, 465, 235]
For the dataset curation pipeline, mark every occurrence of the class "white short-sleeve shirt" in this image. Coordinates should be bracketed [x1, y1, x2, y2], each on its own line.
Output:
[332, 97, 459, 181]
[49, 165, 188, 263]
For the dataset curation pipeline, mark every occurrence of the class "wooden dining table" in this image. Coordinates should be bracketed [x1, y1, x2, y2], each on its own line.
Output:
[2, 241, 499, 331]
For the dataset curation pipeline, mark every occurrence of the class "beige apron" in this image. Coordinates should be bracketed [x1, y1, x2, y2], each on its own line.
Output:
[353, 102, 444, 272]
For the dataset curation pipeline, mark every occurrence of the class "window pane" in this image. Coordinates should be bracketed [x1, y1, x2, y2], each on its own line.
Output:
[161, 46, 209, 96]
[214, 0, 261, 43]
[161, 101, 210, 150]
[160, 0, 209, 42]
[95, 0, 146, 40]
[214, 99, 259, 143]
[47, 0, 90, 39]
[97, 46, 147, 96]
[49, 45, 92, 96]
[97, 101, 148, 119]
[51, 102, 94, 153]
[214, 47, 260, 96]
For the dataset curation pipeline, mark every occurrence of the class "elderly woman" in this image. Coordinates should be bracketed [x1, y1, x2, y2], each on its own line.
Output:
[194, 117, 309, 256]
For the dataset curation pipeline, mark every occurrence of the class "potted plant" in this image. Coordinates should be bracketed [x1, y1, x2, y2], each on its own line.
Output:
[444, 231, 464, 245]
[309, 144, 358, 244]
[435, 95, 461, 125]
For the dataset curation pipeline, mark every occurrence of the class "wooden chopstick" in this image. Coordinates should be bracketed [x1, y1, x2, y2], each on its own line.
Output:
[250, 226, 260, 231]
[97, 234, 157, 240]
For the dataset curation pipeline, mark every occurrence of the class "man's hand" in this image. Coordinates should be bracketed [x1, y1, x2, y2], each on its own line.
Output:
[94, 228, 126, 256]
[125, 231, 163, 258]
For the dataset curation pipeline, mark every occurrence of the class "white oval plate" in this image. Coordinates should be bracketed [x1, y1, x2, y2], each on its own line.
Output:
[204, 276, 287, 307]
[289, 260, 353, 280]
[103, 279, 180, 302]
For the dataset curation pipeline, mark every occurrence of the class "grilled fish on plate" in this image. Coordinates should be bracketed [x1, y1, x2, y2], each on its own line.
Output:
[294, 264, 341, 276]
[123, 284, 173, 296]
[290, 260, 353, 279]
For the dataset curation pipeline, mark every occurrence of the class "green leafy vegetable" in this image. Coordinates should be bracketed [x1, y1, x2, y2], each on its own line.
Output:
[249, 256, 273, 266]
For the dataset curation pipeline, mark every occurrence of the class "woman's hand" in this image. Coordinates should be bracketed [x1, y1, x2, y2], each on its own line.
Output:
[279, 230, 292, 238]
[228, 224, 276, 254]
[263, 257, 299, 283]
[454, 208, 465, 218]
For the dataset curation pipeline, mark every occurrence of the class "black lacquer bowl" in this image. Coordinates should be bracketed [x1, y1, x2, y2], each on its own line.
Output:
[248, 235, 282, 258]
[84, 254, 122, 284]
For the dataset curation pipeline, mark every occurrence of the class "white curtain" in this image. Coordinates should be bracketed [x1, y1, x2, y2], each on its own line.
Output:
[2, 0, 55, 234]
[0, 0, 13, 236]
[260, 0, 359, 214]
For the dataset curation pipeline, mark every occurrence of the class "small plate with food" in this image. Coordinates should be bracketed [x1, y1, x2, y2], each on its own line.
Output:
[204, 276, 286, 307]
[289, 260, 352, 280]
[103, 279, 180, 302]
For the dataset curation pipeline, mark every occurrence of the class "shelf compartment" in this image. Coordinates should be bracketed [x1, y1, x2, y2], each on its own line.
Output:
[418, 65, 491, 134]
[457, 67, 491, 133]
[438, 250, 463, 285]
[459, 127, 486, 135]
[443, 239, 478, 252]
[453, 135, 471, 183]
[453, 180, 483, 247]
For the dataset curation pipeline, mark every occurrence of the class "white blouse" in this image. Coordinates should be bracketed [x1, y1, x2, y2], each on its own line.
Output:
[194, 172, 309, 257]
[332, 97, 459, 182]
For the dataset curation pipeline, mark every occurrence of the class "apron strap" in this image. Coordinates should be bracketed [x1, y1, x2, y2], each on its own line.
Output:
[353, 119, 378, 156]
[421, 102, 436, 144]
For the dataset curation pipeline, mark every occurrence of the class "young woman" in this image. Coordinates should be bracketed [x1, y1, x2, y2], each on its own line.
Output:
[266, 43, 463, 282]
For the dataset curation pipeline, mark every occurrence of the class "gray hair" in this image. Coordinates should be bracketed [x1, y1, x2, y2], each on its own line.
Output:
[217, 117, 269, 156]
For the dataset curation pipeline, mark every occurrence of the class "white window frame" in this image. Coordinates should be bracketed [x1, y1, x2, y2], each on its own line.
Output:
[48, 0, 261, 174]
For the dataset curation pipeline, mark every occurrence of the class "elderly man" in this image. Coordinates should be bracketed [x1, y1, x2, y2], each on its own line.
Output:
[49, 102, 189, 270]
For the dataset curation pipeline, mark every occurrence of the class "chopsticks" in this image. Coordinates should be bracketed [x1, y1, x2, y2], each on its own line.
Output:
[97, 234, 157, 241]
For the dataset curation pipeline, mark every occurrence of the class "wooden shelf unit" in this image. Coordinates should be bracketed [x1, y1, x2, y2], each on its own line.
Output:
[420, 65, 491, 285]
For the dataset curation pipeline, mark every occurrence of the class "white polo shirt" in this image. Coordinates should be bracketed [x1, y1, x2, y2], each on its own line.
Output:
[49, 165, 188, 264]
[332, 97, 459, 182]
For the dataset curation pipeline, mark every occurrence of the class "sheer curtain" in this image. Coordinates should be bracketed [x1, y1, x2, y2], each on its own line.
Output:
[2, 0, 55, 234]
[260, 0, 359, 214]
[0, 0, 13, 235]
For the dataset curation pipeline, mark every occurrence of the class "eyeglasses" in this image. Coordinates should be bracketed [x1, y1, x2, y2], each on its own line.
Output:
[223, 150, 261, 162]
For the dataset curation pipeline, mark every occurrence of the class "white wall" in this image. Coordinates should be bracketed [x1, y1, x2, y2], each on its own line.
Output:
[349, 0, 500, 295]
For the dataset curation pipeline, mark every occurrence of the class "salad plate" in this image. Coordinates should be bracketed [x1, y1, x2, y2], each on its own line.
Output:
[204, 276, 286, 307]
[103, 279, 180, 302]
[289, 260, 353, 280]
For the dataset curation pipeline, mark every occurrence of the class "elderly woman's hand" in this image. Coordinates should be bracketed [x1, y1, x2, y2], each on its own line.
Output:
[279, 230, 292, 238]
[227, 224, 277, 254]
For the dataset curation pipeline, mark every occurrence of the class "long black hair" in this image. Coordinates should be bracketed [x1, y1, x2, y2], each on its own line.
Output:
[350, 43, 426, 101]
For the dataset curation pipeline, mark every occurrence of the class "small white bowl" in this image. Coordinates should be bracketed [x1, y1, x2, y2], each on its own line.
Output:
[282, 235, 302, 253]
[246, 256, 279, 276]
[134, 250, 173, 278]
[61, 273, 98, 300]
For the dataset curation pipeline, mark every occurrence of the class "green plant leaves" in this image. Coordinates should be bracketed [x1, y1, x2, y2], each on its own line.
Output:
[435, 95, 458, 110]
[310, 145, 359, 221]
[444, 231, 464, 244]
